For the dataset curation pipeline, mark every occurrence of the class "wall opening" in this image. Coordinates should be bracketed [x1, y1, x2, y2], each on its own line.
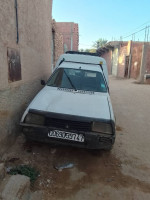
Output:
[7, 48, 22, 82]
[124, 56, 129, 78]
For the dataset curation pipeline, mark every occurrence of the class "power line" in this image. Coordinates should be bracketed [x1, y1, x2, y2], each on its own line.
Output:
[123, 26, 150, 39]
[131, 20, 150, 31]
[123, 20, 150, 36]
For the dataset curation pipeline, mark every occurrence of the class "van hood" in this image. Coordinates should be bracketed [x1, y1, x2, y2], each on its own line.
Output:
[21, 86, 111, 121]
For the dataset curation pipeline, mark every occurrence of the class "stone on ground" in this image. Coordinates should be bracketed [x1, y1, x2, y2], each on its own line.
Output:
[29, 191, 44, 200]
[1, 175, 30, 200]
[0, 163, 5, 181]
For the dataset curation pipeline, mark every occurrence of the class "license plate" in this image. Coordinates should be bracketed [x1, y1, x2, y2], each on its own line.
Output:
[48, 130, 84, 143]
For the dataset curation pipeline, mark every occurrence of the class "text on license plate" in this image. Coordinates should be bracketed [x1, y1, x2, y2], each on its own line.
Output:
[48, 130, 84, 143]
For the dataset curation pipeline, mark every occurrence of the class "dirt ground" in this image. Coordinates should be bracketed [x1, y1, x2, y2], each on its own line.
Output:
[1, 76, 150, 200]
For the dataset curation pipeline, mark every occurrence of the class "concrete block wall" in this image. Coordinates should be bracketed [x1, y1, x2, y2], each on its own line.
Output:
[0, 0, 52, 155]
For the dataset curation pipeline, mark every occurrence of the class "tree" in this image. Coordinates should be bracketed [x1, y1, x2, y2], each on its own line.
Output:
[88, 49, 96, 53]
[79, 48, 84, 52]
[92, 38, 108, 49]
[85, 49, 90, 52]
[79, 48, 96, 53]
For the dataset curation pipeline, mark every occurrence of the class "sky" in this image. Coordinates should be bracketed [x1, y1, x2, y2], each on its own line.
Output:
[52, 0, 150, 49]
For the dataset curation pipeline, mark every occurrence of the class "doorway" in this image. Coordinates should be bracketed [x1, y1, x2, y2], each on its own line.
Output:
[124, 56, 129, 78]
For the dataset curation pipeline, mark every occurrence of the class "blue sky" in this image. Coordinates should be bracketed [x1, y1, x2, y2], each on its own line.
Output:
[52, 0, 150, 49]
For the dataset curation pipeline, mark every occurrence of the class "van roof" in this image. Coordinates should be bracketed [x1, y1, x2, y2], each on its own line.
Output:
[54, 53, 109, 84]
[66, 51, 99, 57]
[58, 62, 103, 73]
[56, 54, 106, 67]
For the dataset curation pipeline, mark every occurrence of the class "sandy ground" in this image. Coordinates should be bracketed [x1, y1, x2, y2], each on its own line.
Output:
[1, 76, 150, 200]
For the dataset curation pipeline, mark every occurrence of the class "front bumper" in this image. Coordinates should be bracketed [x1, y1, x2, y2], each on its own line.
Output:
[20, 123, 115, 150]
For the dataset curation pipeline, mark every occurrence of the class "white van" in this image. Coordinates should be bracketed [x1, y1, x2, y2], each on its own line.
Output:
[20, 52, 116, 150]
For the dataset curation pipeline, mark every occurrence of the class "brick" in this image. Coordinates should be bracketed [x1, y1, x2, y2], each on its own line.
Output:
[56, 22, 79, 52]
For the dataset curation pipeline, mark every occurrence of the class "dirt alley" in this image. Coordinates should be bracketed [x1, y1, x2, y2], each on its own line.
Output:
[1, 76, 150, 200]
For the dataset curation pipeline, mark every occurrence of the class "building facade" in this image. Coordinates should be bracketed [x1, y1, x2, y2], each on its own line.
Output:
[97, 41, 150, 83]
[0, 0, 53, 155]
[56, 22, 79, 52]
[51, 19, 64, 70]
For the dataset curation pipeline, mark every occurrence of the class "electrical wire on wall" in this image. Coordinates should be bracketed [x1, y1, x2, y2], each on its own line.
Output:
[15, 0, 19, 43]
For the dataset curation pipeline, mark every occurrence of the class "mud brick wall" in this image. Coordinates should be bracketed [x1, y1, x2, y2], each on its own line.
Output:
[54, 32, 63, 65]
[0, 0, 52, 155]
[117, 43, 128, 78]
[52, 20, 64, 66]
[101, 51, 112, 75]
[145, 44, 150, 74]
[130, 43, 143, 79]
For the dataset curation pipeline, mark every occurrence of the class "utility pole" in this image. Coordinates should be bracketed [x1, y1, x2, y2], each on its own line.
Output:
[144, 26, 147, 42]
[147, 27, 149, 42]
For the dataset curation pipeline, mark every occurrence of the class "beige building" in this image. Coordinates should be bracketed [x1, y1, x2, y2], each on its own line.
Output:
[0, 0, 53, 154]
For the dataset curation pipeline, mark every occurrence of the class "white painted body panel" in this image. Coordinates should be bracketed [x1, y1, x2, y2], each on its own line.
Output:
[21, 86, 114, 122]
[59, 62, 103, 73]
[55, 54, 109, 84]
[21, 54, 115, 123]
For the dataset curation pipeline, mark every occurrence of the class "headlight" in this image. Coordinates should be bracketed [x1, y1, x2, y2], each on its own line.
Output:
[92, 122, 112, 134]
[25, 113, 45, 125]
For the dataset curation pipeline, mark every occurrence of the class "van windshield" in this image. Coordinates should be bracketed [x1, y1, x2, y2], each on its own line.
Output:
[47, 68, 107, 93]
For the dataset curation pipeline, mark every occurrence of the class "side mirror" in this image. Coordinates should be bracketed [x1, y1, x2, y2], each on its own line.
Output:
[41, 80, 46, 86]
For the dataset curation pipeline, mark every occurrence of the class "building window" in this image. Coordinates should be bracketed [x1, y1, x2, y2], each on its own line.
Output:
[7, 48, 21, 82]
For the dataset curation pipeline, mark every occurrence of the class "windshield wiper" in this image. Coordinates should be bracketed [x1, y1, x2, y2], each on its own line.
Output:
[64, 70, 77, 91]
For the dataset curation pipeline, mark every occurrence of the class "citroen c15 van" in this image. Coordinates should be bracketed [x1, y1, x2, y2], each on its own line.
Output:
[20, 51, 116, 150]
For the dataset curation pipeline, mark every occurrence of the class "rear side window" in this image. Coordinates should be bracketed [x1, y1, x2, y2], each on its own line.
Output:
[47, 68, 107, 93]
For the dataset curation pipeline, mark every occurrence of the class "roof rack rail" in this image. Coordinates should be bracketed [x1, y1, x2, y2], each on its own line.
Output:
[65, 51, 99, 57]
